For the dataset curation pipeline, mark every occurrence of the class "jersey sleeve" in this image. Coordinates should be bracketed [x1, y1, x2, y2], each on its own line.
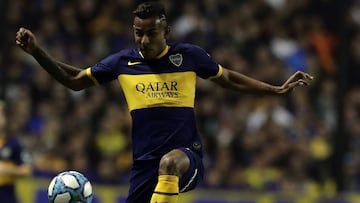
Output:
[190, 45, 223, 80]
[86, 53, 121, 85]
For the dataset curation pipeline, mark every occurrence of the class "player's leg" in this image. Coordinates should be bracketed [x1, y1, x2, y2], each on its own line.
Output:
[126, 159, 159, 203]
[178, 147, 204, 193]
[150, 149, 188, 203]
[150, 147, 204, 203]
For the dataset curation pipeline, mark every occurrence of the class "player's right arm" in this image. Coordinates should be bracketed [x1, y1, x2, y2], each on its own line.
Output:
[15, 27, 94, 91]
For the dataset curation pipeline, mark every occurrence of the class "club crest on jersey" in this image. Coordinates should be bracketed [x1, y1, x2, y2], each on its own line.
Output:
[169, 53, 183, 67]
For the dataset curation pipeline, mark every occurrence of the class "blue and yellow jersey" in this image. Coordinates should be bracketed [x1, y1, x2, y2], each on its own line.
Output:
[0, 136, 24, 186]
[87, 43, 223, 160]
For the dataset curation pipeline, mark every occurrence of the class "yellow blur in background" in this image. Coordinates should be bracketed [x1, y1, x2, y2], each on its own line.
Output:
[15, 177, 360, 203]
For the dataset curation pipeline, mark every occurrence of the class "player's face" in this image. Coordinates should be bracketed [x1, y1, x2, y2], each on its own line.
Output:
[133, 16, 167, 59]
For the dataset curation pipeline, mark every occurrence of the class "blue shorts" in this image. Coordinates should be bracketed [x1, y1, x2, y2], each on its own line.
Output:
[126, 147, 204, 203]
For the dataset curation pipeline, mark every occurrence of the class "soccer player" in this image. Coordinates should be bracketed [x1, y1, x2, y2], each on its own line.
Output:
[0, 101, 33, 203]
[15, 1, 313, 203]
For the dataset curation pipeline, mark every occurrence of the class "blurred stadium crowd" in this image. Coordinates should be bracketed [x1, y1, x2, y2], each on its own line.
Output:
[2, 0, 360, 196]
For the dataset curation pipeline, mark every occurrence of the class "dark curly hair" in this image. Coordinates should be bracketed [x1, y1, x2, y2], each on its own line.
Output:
[133, 1, 167, 22]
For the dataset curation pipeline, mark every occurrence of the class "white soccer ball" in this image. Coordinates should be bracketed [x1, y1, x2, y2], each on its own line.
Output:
[48, 171, 93, 203]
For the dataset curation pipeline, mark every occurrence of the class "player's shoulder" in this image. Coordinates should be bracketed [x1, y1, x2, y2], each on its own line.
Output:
[169, 42, 205, 54]
[100, 48, 140, 65]
[107, 48, 139, 59]
[169, 43, 211, 63]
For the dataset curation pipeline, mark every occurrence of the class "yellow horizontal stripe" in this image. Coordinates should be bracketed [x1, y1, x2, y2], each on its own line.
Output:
[0, 162, 16, 185]
[86, 68, 100, 86]
[118, 72, 196, 111]
[0, 177, 15, 185]
[207, 65, 223, 80]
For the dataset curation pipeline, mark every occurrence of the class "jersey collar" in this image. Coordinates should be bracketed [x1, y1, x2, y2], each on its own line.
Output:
[139, 45, 170, 59]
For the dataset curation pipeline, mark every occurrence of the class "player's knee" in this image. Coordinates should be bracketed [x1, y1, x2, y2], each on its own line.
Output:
[158, 151, 189, 176]
[159, 154, 179, 175]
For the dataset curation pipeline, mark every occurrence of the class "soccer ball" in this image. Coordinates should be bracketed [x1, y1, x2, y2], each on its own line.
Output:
[48, 171, 93, 203]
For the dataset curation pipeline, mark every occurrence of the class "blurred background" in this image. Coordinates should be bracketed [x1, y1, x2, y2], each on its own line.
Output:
[1, 0, 360, 202]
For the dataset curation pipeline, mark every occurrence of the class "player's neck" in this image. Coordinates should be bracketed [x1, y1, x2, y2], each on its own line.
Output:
[156, 45, 170, 58]
[139, 45, 170, 59]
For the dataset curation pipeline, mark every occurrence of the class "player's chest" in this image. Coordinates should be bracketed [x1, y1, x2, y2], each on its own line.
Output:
[120, 53, 194, 75]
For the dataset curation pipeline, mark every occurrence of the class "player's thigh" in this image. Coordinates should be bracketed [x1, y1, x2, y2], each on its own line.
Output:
[126, 159, 159, 203]
[177, 147, 204, 193]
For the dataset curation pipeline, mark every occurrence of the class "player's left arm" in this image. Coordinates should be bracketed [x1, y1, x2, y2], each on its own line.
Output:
[212, 67, 314, 95]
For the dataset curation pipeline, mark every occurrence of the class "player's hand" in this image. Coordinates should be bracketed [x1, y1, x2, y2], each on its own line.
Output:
[277, 71, 314, 94]
[15, 27, 38, 54]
